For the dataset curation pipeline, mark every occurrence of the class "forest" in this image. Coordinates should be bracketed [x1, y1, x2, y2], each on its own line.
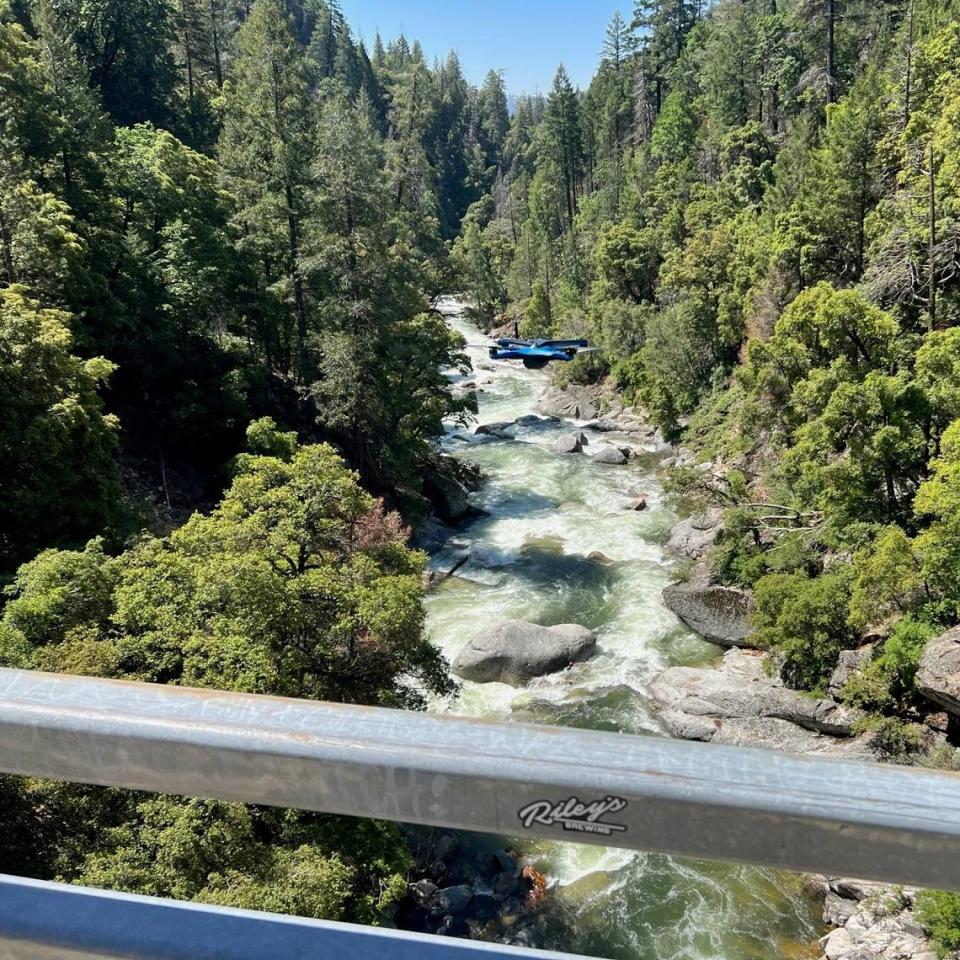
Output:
[5, 0, 960, 950]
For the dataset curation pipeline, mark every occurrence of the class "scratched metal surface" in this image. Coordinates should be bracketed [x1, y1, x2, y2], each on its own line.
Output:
[2, 667, 960, 890]
[0, 874, 587, 960]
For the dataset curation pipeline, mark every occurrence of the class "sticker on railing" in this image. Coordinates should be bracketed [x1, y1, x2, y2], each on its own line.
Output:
[517, 796, 628, 836]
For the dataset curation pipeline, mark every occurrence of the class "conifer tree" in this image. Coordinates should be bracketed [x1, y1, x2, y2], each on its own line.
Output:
[477, 69, 510, 170]
[544, 65, 584, 230]
[219, 0, 314, 379]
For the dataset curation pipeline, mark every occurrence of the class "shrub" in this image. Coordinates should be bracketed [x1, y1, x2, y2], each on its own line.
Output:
[916, 890, 960, 956]
[753, 567, 858, 691]
[841, 617, 936, 712]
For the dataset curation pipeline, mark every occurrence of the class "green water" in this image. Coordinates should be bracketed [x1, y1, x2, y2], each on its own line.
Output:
[423, 298, 824, 960]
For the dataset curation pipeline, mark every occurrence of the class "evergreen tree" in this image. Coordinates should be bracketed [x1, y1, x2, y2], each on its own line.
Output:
[632, 0, 699, 126]
[48, 0, 179, 126]
[544, 65, 584, 231]
[219, 0, 315, 379]
[477, 69, 510, 171]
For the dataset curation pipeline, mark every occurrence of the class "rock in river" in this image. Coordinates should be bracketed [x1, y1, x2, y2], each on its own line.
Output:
[423, 467, 470, 523]
[584, 419, 622, 432]
[538, 385, 600, 421]
[475, 421, 514, 438]
[662, 578, 756, 647]
[916, 625, 960, 716]
[591, 447, 628, 466]
[665, 508, 724, 561]
[452, 620, 597, 686]
[650, 649, 866, 755]
[552, 433, 583, 455]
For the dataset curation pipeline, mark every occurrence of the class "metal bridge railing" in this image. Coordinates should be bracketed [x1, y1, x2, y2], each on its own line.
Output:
[2, 667, 960, 958]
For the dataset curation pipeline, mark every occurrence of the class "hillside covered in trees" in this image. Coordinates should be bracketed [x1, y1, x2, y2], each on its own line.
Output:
[457, 1, 960, 747]
[0, 0, 513, 925]
[452, 0, 960, 948]
[7, 0, 960, 951]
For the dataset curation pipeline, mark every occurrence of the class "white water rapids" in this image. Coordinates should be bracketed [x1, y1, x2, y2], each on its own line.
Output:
[423, 298, 823, 960]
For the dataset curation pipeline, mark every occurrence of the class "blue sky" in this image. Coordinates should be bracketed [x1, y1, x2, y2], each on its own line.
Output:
[341, 1, 628, 94]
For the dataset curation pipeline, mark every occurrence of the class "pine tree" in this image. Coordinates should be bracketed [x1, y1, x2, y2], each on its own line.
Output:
[219, 0, 315, 379]
[477, 69, 510, 170]
[544, 66, 584, 230]
[632, 0, 698, 127]
[596, 11, 635, 212]
[50, 0, 179, 127]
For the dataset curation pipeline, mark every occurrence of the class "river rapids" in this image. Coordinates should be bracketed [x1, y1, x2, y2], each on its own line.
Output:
[423, 297, 823, 960]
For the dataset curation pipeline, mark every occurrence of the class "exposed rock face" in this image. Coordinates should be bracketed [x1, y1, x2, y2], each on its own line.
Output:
[400, 830, 547, 947]
[413, 518, 457, 553]
[625, 496, 648, 511]
[552, 433, 583, 455]
[452, 620, 597, 686]
[812, 879, 936, 960]
[662, 579, 756, 647]
[829, 645, 876, 698]
[916, 626, 960, 716]
[650, 649, 867, 756]
[665, 508, 725, 561]
[423, 467, 470, 523]
[538, 384, 600, 421]
[592, 447, 628, 466]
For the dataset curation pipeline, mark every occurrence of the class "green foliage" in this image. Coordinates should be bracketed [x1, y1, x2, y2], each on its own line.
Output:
[520, 279, 553, 338]
[856, 716, 924, 762]
[0, 287, 120, 572]
[915, 420, 960, 617]
[243, 417, 298, 461]
[753, 567, 858, 690]
[916, 890, 960, 956]
[635, 301, 723, 431]
[0, 430, 444, 918]
[849, 527, 927, 630]
[841, 617, 936, 713]
[69, 793, 408, 925]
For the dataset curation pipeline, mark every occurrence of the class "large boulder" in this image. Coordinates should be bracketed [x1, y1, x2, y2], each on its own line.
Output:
[916, 626, 960, 716]
[665, 508, 725, 561]
[584, 419, 622, 433]
[552, 433, 583, 455]
[475, 421, 514, 438]
[513, 414, 561, 429]
[452, 620, 596, 686]
[650, 649, 866, 755]
[423, 467, 470, 523]
[592, 447, 628, 466]
[816, 879, 937, 960]
[828, 645, 876, 698]
[662, 579, 756, 647]
[538, 385, 600, 421]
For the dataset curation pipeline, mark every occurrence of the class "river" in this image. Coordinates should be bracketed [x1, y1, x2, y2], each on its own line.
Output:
[423, 298, 823, 960]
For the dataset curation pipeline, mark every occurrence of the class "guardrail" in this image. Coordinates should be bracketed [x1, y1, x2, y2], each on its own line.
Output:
[0, 874, 585, 960]
[2, 667, 960, 958]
